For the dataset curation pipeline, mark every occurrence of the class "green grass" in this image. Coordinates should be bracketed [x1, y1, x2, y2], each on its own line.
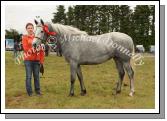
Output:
[5, 51, 155, 109]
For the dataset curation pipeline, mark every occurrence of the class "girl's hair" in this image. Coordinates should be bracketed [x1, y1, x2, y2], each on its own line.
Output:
[25, 23, 34, 29]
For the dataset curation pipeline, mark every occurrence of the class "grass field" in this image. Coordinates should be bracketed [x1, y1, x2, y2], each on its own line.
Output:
[5, 51, 155, 109]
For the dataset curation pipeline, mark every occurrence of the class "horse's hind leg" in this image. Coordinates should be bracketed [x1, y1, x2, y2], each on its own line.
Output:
[123, 61, 135, 96]
[113, 58, 125, 95]
[77, 65, 86, 96]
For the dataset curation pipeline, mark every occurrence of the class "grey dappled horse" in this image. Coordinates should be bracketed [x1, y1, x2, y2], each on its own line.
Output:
[32, 19, 135, 96]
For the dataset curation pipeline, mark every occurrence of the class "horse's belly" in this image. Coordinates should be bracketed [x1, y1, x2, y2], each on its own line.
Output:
[80, 55, 112, 65]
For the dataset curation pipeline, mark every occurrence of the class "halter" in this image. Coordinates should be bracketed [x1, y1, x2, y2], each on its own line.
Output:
[34, 24, 62, 56]
[34, 25, 57, 42]
[43, 25, 56, 36]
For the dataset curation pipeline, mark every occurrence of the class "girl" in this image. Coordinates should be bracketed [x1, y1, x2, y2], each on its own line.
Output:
[22, 23, 44, 96]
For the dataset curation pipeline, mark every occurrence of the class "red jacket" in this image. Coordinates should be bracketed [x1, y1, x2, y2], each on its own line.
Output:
[22, 35, 44, 64]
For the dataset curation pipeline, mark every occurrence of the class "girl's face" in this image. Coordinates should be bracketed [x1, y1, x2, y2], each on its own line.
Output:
[26, 25, 34, 35]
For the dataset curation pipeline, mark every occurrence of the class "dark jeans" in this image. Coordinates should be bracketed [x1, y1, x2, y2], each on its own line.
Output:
[13, 49, 18, 58]
[24, 60, 40, 95]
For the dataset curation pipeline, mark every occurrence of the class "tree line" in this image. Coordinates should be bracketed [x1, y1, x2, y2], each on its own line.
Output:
[5, 5, 155, 52]
[52, 5, 155, 51]
[5, 29, 22, 43]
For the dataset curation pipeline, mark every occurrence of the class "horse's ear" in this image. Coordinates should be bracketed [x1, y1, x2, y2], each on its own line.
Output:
[40, 19, 44, 26]
[34, 19, 38, 25]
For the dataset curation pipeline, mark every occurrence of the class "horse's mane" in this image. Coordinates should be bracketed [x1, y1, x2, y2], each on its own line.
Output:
[52, 23, 88, 36]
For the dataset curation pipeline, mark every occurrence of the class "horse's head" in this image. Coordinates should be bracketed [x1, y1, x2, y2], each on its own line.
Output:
[32, 19, 56, 47]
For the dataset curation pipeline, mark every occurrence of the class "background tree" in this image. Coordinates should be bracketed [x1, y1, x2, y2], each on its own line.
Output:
[119, 5, 133, 34]
[52, 5, 155, 52]
[5, 29, 20, 42]
[132, 5, 152, 51]
[149, 5, 155, 46]
[110, 5, 120, 32]
[52, 5, 67, 24]
[66, 6, 75, 25]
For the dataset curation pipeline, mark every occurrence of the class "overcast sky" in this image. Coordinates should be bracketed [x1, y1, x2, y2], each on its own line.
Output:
[5, 5, 135, 34]
[5, 5, 69, 34]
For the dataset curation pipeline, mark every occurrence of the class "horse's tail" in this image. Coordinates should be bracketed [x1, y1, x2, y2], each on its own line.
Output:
[130, 44, 135, 76]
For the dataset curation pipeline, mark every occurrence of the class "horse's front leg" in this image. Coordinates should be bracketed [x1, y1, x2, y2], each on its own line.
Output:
[69, 61, 78, 96]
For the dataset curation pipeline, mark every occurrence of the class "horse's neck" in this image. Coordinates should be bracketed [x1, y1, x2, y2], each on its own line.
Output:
[53, 23, 87, 36]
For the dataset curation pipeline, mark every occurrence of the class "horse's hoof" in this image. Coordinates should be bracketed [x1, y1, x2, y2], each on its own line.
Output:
[80, 90, 87, 96]
[80, 93, 86, 96]
[129, 92, 134, 97]
[123, 83, 128, 86]
[116, 90, 121, 94]
[112, 90, 121, 95]
[69, 93, 74, 97]
[112, 91, 117, 95]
